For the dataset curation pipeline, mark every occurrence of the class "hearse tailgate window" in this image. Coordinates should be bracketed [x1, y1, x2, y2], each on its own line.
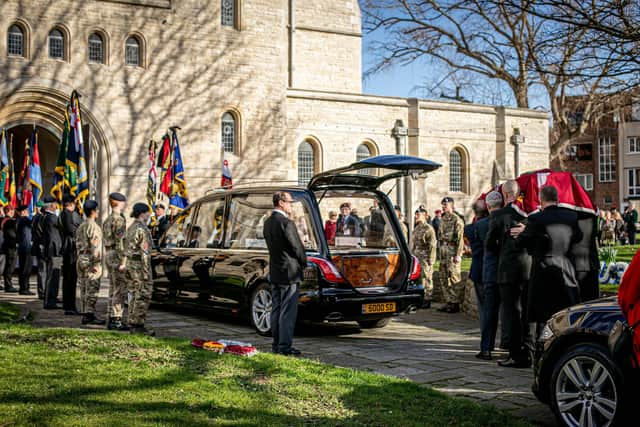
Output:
[225, 193, 318, 250]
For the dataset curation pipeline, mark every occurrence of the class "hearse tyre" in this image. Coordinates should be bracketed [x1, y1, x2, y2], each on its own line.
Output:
[357, 318, 391, 329]
[549, 342, 624, 427]
[250, 282, 272, 336]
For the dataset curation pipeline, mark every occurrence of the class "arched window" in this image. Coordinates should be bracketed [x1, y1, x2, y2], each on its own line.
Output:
[48, 29, 64, 59]
[221, 112, 236, 153]
[7, 25, 24, 56]
[125, 36, 140, 66]
[221, 0, 236, 27]
[88, 33, 104, 63]
[298, 141, 315, 185]
[356, 144, 372, 175]
[449, 149, 463, 192]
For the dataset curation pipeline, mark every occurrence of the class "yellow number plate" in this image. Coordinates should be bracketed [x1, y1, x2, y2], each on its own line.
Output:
[362, 302, 396, 314]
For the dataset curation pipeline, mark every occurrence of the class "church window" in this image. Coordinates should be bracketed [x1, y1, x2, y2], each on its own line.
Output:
[88, 33, 104, 63]
[48, 29, 64, 59]
[8, 25, 24, 56]
[298, 141, 316, 185]
[449, 149, 463, 192]
[222, 112, 236, 154]
[221, 0, 236, 27]
[356, 143, 372, 175]
[125, 36, 140, 66]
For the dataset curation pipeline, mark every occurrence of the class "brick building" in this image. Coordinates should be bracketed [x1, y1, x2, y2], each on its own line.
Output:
[0, 0, 549, 219]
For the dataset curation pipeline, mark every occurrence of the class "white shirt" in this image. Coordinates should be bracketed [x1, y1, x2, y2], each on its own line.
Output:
[273, 209, 288, 218]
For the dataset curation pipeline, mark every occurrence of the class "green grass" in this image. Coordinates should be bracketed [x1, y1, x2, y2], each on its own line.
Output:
[607, 244, 640, 263]
[0, 303, 530, 427]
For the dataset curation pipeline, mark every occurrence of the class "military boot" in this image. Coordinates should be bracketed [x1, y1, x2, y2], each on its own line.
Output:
[81, 313, 106, 325]
[129, 324, 155, 337]
[107, 317, 130, 331]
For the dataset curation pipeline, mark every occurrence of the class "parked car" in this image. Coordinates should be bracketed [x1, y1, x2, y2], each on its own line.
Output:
[533, 296, 638, 427]
[151, 155, 441, 335]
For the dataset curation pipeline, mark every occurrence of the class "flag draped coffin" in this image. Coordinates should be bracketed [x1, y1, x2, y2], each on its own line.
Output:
[515, 169, 595, 215]
[168, 130, 188, 211]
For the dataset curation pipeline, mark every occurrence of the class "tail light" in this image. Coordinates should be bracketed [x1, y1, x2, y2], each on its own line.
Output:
[409, 255, 421, 281]
[308, 256, 346, 284]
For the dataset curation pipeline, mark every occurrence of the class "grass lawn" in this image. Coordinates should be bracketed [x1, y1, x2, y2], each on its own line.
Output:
[0, 303, 530, 427]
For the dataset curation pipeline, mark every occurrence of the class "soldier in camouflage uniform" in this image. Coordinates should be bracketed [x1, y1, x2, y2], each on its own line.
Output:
[76, 200, 105, 325]
[120, 203, 154, 335]
[437, 196, 465, 313]
[103, 192, 128, 331]
[411, 207, 437, 308]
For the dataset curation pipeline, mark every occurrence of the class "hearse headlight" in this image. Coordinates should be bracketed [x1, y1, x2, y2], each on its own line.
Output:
[539, 323, 555, 342]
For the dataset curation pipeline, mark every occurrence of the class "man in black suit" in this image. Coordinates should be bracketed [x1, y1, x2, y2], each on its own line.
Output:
[42, 196, 64, 309]
[512, 185, 583, 337]
[31, 204, 47, 299]
[60, 194, 82, 315]
[1, 205, 18, 293]
[263, 191, 307, 356]
[571, 211, 600, 302]
[485, 180, 532, 368]
[16, 205, 34, 295]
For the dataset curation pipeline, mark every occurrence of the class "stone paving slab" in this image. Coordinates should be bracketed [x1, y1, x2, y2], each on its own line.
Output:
[0, 282, 557, 426]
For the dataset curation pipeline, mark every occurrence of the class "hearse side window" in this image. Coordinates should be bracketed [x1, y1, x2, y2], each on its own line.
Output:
[162, 208, 192, 249]
[192, 198, 226, 248]
[225, 193, 317, 250]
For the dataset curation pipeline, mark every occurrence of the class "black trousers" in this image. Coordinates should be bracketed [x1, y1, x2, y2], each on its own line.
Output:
[3, 249, 16, 289]
[629, 229, 636, 245]
[62, 254, 78, 311]
[36, 255, 46, 298]
[44, 257, 61, 308]
[18, 251, 32, 292]
[499, 281, 531, 362]
[270, 282, 299, 353]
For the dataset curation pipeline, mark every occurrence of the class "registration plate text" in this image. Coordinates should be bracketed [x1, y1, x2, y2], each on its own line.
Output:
[362, 302, 396, 314]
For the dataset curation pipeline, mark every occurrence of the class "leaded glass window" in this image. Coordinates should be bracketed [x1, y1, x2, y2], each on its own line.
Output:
[88, 33, 104, 63]
[298, 141, 315, 185]
[125, 36, 140, 66]
[8, 25, 24, 56]
[449, 149, 462, 192]
[222, 112, 236, 153]
[356, 144, 372, 175]
[48, 29, 64, 59]
[222, 0, 235, 27]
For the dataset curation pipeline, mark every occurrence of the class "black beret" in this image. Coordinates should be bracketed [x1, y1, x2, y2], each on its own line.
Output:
[43, 195, 56, 204]
[16, 204, 29, 212]
[415, 207, 427, 214]
[131, 202, 150, 218]
[83, 200, 98, 213]
[441, 197, 454, 204]
[62, 194, 75, 204]
[156, 203, 165, 210]
[109, 192, 126, 202]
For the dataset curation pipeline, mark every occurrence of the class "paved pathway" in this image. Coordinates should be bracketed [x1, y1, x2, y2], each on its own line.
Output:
[1, 283, 556, 426]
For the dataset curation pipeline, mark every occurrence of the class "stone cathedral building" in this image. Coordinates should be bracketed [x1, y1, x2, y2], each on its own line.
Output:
[0, 0, 549, 217]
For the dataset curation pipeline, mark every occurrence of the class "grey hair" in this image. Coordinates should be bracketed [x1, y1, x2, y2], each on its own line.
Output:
[485, 191, 503, 209]
[502, 180, 520, 197]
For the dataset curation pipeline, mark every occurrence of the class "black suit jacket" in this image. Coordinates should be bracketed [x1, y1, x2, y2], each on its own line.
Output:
[516, 205, 583, 322]
[485, 204, 531, 284]
[43, 211, 63, 260]
[60, 209, 82, 263]
[263, 211, 307, 284]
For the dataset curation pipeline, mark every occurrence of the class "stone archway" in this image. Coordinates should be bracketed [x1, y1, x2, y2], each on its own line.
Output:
[0, 84, 116, 214]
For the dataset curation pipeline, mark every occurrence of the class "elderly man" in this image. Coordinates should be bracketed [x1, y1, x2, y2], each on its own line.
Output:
[486, 180, 532, 368]
[512, 185, 583, 338]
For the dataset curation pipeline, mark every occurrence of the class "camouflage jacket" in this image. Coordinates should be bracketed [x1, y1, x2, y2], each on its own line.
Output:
[103, 212, 126, 254]
[75, 219, 103, 264]
[412, 221, 436, 264]
[124, 220, 152, 274]
[438, 212, 464, 258]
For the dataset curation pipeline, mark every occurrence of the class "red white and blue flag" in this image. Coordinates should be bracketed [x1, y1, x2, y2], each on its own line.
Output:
[221, 155, 232, 189]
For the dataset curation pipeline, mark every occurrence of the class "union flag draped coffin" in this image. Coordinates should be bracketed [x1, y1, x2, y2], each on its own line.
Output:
[515, 169, 595, 215]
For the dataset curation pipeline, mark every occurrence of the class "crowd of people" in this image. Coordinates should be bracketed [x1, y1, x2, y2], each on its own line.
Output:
[0, 193, 157, 335]
[598, 202, 638, 245]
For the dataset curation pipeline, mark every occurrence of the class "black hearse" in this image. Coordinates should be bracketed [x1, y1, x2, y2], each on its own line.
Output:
[151, 155, 441, 334]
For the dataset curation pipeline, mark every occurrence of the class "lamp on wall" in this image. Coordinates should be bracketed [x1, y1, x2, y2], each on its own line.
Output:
[510, 127, 525, 177]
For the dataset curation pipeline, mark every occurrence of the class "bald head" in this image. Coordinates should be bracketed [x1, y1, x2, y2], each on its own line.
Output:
[502, 180, 520, 203]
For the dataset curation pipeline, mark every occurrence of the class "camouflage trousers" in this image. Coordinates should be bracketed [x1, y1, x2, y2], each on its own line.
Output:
[439, 259, 462, 304]
[77, 258, 103, 315]
[127, 264, 152, 326]
[105, 251, 127, 319]
[418, 258, 434, 301]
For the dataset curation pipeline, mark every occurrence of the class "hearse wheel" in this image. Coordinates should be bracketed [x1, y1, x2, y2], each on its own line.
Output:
[357, 318, 391, 329]
[550, 343, 625, 427]
[250, 283, 272, 336]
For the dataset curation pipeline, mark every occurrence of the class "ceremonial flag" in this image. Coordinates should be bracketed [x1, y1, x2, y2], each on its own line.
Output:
[67, 91, 89, 213]
[221, 152, 232, 189]
[168, 129, 189, 211]
[0, 130, 9, 206]
[7, 135, 17, 208]
[158, 133, 172, 197]
[18, 130, 33, 212]
[147, 139, 157, 210]
[51, 111, 70, 202]
[29, 128, 43, 216]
